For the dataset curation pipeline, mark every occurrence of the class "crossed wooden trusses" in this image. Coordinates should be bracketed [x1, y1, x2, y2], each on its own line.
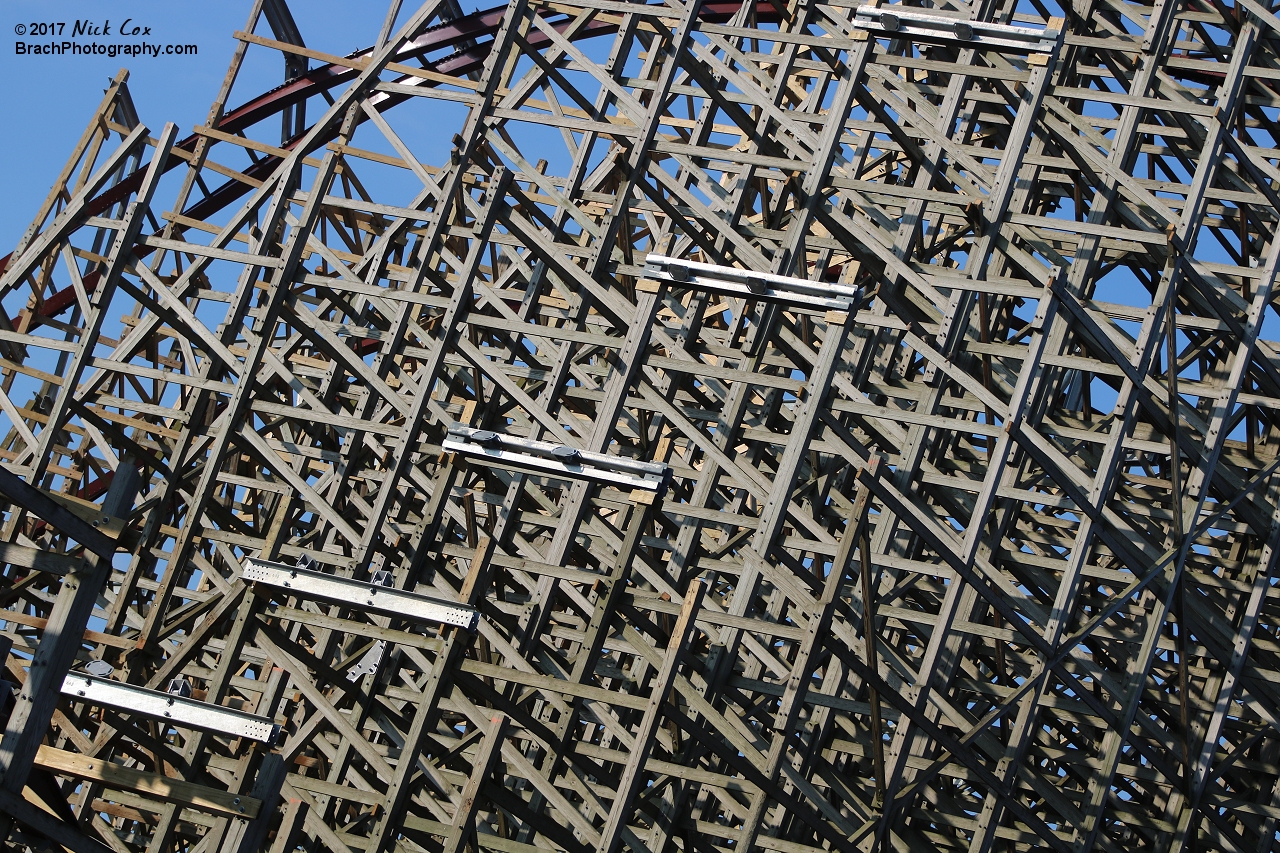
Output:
[0, 0, 1279, 850]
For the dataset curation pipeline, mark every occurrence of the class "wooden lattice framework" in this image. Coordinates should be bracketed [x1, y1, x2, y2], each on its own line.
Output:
[0, 0, 1279, 850]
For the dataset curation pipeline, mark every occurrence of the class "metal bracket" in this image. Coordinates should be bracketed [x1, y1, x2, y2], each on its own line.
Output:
[61, 672, 282, 746]
[444, 425, 672, 493]
[851, 6, 1059, 52]
[347, 640, 388, 682]
[243, 558, 479, 630]
[642, 255, 861, 311]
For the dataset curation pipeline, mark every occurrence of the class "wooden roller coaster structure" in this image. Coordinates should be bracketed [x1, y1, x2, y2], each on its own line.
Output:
[1, 0, 1279, 850]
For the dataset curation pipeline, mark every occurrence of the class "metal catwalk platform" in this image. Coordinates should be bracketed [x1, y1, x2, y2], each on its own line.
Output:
[0, 0, 1278, 850]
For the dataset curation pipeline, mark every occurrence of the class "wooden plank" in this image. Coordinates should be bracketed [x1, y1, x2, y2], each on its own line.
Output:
[4, 2, 1279, 852]
[33, 745, 261, 819]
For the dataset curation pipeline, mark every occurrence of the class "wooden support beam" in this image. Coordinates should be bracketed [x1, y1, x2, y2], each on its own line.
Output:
[0, 466, 115, 560]
[597, 581, 703, 853]
[2, 0, 1280, 851]
[0, 787, 115, 853]
[32, 745, 260, 819]
[441, 714, 509, 853]
[0, 462, 142, 841]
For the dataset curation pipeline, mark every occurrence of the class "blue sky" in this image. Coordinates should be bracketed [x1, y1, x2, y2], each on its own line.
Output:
[0, 0, 476, 252]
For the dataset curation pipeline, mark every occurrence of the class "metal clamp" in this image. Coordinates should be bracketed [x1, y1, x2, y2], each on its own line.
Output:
[444, 425, 671, 493]
[642, 255, 860, 311]
[242, 558, 479, 630]
[852, 6, 1059, 52]
[61, 672, 282, 746]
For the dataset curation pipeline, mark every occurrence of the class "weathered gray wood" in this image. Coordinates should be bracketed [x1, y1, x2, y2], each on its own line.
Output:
[441, 714, 509, 853]
[596, 582, 703, 853]
[2, 0, 1280, 851]
[0, 463, 140, 836]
